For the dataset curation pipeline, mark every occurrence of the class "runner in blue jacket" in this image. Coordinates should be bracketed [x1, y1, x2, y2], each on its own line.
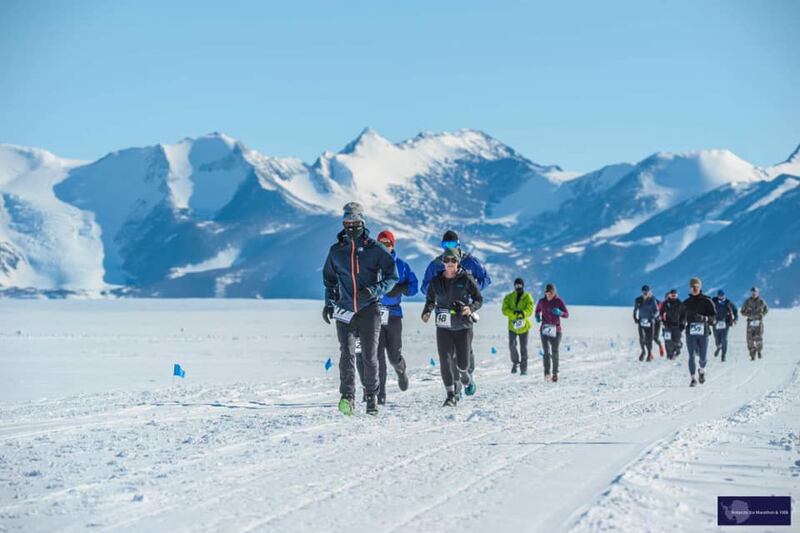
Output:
[421, 230, 490, 391]
[356, 230, 418, 404]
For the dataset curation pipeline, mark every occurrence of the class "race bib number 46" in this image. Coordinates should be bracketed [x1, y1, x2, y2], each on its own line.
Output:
[542, 324, 557, 338]
[715, 321, 727, 330]
[689, 323, 704, 336]
[436, 310, 452, 329]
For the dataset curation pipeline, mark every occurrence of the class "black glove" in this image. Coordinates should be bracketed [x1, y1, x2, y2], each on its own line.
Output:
[357, 287, 373, 302]
[386, 281, 409, 298]
[322, 306, 333, 324]
[514, 311, 524, 319]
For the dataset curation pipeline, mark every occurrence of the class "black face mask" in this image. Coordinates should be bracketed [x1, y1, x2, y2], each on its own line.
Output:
[515, 286, 524, 293]
[345, 224, 364, 241]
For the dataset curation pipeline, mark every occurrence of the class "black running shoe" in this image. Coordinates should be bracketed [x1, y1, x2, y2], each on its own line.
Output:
[698, 372, 705, 384]
[377, 393, 386, 405]
[366, 394, 378, 415]
[511, 364, 518, 374]
[397, 370, 409, 391]
[690, 377, 697, 387]
[443, 392, 457, 407]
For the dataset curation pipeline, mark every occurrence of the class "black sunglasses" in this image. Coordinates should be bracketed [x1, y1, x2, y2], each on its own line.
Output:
[442, 257, 458, 264]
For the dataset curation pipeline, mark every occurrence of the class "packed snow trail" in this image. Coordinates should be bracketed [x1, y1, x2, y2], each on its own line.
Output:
[0, 300, 797, 532]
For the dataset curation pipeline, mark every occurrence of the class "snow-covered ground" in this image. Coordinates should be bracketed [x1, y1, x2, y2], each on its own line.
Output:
[0, 300, 797, 532]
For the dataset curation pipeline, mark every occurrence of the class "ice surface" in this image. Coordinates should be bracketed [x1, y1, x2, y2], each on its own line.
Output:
[1, 300, 797, 531]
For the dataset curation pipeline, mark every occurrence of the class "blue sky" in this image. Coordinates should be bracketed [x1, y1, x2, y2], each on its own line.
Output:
[1, 0, 797, 171]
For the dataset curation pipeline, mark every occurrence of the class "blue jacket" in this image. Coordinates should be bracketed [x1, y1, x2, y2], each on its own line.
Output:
[634, 295, 660, 323]
[323, 229, 398, 314]
[380, 251, 418, 318]
[421, 251, 491, 295]
[712, 297, 738, 327]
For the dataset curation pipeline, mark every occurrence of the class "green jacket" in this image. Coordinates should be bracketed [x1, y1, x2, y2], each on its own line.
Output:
[502, 290, 534, 334]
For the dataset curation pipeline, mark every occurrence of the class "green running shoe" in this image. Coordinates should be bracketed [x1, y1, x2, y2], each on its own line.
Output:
[338, 396, 354, 416]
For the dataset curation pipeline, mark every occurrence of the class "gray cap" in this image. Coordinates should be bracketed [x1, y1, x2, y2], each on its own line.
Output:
[342, 202, 365, 223]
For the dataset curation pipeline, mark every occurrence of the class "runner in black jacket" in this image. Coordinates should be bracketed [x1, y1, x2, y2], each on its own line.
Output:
[422, 247, 483, 407]
[680, 278, 716, 387]
[660, 289, 683, 360]
[322, 202, 398, 416]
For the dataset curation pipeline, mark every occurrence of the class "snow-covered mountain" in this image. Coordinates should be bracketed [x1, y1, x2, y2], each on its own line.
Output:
[0, 131, 797, 306]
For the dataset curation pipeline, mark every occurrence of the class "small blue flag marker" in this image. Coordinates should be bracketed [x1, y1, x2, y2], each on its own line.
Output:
[567, 345, 572, 352]
[490, 346, 497, 355]
[430, 357, 436, 367]
[538, 349, 544, 357]
[324, 357, 333, 371]
[173, 363, 186, 378]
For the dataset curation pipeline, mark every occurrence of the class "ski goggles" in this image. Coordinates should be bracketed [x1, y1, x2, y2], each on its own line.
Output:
[441, 240, 459, 250]
[343, 220, 364, 229]
[379, 239, 393, 247]
[442, 257, 459, 264]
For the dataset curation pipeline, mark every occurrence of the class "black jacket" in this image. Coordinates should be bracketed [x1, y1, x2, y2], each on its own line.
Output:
[423, 269, 483, 331]
[323, 229, 398, 314]
[680, 292, 717, 335]
[660, 298, 683, 327]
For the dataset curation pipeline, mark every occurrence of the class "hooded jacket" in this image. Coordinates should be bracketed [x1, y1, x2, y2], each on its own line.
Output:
[323, 228, 398, 314]
[502, 290, 535, 334]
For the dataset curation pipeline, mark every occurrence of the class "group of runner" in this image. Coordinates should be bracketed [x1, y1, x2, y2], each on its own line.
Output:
[633, 280, 769, 387]
[322, 202, 770, 415]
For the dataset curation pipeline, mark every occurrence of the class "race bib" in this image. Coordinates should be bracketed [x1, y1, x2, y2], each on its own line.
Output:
[354, 336, 362, 355]
[689, 323, 704, 336]
[513, 319, 525, 330]
[379, 306, 389, 326]
[435, 309, 452, 329]
[639, 318, 651, 328]
[333, 306, 355, 324]
[663, 330, 672, 341]
[715, 321, 727, 330]
[542, 324, 557, 338]
[748, 319, 761, 327]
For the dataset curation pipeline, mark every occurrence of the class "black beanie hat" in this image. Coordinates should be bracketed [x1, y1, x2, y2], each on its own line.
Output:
[514, 278, 524, 287]
[442, 230, 459, 242]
